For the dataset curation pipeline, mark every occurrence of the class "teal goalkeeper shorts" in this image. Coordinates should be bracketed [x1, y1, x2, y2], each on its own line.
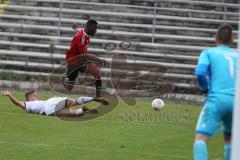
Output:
[196, 93, 234, 137]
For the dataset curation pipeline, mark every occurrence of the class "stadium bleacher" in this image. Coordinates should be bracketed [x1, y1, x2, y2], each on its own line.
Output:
[0, 0, 239, 97]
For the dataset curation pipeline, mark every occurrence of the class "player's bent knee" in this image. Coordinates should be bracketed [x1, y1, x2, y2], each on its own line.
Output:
[65, 99, 75, 108]
[93, 69, 101, 79]
[88, 64, 101, 79]
[96, 74, 101, 80]
[195, 134, 210, 142]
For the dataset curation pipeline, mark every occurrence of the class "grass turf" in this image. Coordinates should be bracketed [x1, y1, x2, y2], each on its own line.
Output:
[0, 91, 224, 160]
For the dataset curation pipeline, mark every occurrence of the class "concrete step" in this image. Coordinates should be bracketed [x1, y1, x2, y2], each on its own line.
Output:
[0, 47, 196, 73]
[0, 52, 197, 82]
[0, 45, 199, 64]
[23, 0, 238, 10]
[0, 61, 195, 80]
[157, 0, 239, 12]
[0, 69, 198, 94]
[0, 46, 198, 70]
[7, 0, 239, 18]
[1, 14, 233, 38]
[0, 14, 239, 39]
[1, 4, 238, 29]
[0, 22, 231, 47]
[0, 32, 210, 56]
[9, 0, 156, 14]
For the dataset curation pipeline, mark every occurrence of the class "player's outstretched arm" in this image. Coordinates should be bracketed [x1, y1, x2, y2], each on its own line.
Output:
[72, 22, 81, 31]
[1, 91, 25, 109]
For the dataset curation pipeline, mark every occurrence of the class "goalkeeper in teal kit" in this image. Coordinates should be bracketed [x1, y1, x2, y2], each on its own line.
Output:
[193, 24, 238, 160]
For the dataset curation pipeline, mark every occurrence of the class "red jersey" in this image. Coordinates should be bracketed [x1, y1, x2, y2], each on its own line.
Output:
[66, 28, 90, 64]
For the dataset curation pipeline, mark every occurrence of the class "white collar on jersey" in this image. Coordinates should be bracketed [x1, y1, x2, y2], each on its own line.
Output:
[75, 28, 89, 37]
[83, 28, 89, 37]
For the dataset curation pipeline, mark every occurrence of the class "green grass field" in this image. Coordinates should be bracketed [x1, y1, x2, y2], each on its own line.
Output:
[0, 91, 224, 160]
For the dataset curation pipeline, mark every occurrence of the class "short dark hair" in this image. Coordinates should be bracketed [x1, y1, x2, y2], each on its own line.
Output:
[86, 19, 98, 27]
[25, 90, 35, 101]
[216, 24, 233, 45]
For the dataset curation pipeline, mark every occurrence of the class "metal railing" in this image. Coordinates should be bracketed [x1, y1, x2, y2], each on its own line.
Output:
[58, 0, 63, 37]
[223, 0, 228, 23]
[152, 0, 158, 44]
[151, 0, 231, 43]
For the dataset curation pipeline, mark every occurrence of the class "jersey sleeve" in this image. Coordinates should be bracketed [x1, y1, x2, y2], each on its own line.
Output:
[197, 50, 210, 66]
[195, 50, 210, 92]
[24, 101, 31, 112]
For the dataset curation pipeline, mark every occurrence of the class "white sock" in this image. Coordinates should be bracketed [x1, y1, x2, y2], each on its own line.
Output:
[76, 97, 94, 105]
[73, 108, 84, 115]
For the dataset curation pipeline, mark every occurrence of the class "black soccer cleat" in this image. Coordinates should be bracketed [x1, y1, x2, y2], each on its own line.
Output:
[63, 78, 74, 91]
[82, 106, 98, 114]
[94, 97, 109, 105]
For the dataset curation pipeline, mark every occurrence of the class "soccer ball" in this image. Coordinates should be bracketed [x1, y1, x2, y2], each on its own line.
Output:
[152, 98, 165, 111]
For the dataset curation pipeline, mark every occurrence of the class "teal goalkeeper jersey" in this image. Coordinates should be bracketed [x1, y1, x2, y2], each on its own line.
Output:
[196, 45, 238, 95]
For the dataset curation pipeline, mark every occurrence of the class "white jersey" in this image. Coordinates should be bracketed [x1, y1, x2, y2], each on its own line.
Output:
[25, 100, 46, 115]
[25, 97, 67, 116]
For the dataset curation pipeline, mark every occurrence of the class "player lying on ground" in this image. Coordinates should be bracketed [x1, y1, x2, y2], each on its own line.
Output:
[2, 90, 109, 117]
[193, 24, 237, 160]
[65, 19, 106, 97]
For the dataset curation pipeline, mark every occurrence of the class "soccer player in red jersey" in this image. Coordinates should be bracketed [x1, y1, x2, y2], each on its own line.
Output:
[64, 19, 106, 97]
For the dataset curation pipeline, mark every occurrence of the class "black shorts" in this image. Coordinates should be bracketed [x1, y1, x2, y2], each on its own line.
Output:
[66, 64, 87, 82]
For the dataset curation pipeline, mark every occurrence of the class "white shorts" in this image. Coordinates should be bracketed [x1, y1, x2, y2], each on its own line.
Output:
[44, 97, 68, 116]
